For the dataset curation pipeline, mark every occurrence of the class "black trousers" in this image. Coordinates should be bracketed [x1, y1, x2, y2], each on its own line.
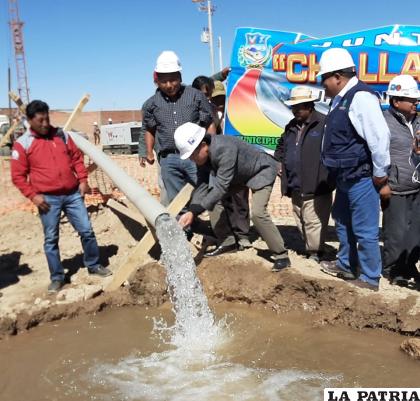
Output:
[382, 191, 420, 279]
[223, 187, 250, 241]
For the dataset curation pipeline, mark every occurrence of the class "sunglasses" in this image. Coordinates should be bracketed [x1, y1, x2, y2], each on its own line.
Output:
[396, 97, 419, 104]
[320, 72, 336, 83]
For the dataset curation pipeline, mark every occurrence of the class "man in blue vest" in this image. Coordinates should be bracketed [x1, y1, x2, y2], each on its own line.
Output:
[317, 48, 391, 291]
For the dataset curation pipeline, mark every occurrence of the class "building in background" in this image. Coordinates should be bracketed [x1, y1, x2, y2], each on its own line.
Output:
[0, 108, 142, 143]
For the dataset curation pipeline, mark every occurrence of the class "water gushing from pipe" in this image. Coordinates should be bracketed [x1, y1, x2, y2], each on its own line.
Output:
[68, 132, 220, 349]
[155, 214, 222, 351]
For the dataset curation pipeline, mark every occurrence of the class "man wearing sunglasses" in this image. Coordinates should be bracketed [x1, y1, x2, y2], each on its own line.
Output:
[382, 75, 420, 288]
[317, 48, 390, 291]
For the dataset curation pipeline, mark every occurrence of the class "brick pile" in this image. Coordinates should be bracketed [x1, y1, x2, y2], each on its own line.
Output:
[0, 155, 293, 219]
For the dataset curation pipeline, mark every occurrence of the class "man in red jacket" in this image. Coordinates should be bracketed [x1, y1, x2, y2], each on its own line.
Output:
[11, 100, 111, 293]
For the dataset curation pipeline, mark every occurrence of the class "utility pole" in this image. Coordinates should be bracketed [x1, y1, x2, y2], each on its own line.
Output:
[218, 36, 223, 71]
[206, 0, 215, 74]
[8, 64, 12, 120]
[192, 0, 216, 74]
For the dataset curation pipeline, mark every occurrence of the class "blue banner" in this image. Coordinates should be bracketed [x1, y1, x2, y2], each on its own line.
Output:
[225, 25, 420, 152]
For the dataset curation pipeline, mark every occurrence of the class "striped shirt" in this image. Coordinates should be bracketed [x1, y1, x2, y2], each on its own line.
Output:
[142, 85, 214, 154]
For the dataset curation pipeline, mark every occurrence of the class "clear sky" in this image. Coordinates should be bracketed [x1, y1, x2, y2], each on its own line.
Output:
[0, 0, 419, 111]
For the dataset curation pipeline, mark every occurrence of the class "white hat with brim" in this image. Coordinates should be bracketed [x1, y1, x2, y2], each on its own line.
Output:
[174, 122, 206, 160]
[284, 86, 319, 106]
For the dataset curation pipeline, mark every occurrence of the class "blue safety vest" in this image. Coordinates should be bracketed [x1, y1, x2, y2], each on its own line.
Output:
[322, 81, 374, 181]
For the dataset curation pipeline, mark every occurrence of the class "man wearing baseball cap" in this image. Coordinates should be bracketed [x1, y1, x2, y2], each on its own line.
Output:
[174, 122, 291, 271]
[317, 48, 390, 291]
[274, 86, 334, 263]
[141, 51, 216, 205]
[382, 75, 420, 288]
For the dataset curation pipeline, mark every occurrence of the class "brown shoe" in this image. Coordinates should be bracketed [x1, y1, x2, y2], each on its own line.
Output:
[320, 260, 356, 280]
[351, 279, 379, 292]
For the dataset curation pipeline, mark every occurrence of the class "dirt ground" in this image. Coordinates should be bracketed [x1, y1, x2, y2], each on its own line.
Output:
[0, 203, 419, 352]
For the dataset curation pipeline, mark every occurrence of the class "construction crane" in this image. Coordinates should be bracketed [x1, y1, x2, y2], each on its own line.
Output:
[8, 0, 30, 105]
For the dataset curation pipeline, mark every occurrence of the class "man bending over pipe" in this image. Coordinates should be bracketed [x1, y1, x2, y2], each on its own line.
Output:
[174, 122, 291, 271]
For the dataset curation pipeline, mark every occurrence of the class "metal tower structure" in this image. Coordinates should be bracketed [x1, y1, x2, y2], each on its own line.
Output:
[8, 0, 30, 104]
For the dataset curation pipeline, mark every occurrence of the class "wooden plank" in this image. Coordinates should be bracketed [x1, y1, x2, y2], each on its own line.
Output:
[63, 94, 90, 131]
[1, 92, 26, 148]
[105, 183, 194, 291]
[9, 91, 26, 114]
[106, 198, 147, 226]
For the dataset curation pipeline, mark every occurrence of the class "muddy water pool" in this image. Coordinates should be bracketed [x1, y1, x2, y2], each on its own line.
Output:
[0, 303, 419, 401]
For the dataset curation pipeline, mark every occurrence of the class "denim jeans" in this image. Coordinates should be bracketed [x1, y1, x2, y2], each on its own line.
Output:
[39, 190, 100, 282]
[332, 177, 381, 285]
[160, 153, 197, 203]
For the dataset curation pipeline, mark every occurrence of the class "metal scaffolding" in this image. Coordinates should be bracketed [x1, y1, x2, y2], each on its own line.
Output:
[8, 0, 30, 105]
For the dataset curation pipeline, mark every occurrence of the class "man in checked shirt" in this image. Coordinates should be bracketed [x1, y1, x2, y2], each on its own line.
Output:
[141, 51, 216, 204]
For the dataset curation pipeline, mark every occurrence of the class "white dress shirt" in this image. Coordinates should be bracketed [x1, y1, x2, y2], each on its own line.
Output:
[331, 76, 391, 177]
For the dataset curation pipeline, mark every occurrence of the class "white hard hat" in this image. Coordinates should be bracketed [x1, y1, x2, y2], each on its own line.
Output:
[387, 75, 420, 99]
[108, 118, 112, 121]
[174, 122, 206, 160]
[155, 50, 182, 73]
[93, 121, 98, 125]
[317, 48, 356, 77]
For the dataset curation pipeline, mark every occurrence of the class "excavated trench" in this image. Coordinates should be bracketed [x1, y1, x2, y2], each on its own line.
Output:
[1, 259, 419, 342]
[1, 259, 420, 401]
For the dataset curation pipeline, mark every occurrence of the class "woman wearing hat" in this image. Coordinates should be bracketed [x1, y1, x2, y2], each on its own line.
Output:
[274, 86, 334, 263]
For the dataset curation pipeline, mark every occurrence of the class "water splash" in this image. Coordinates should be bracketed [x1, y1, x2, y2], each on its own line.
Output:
[86, 215, 341, 400]
[154, 214, 222, 350]
[90, 350, 340, 401]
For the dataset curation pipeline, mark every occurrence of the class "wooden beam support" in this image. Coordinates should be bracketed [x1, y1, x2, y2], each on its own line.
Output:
[2, 92, 26, 148]
[106, 198, 147, 226]
[105, 183, 194, 291]
[9, 91, 26, 114]
[0, 118, 20, 148]
[63, 94, 90, 131]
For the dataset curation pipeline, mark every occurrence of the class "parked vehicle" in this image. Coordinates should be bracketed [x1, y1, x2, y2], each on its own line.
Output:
[100, 122, 142, 154]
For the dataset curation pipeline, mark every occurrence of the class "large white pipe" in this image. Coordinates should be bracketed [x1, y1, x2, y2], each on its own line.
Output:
[68, 132, 168, 227]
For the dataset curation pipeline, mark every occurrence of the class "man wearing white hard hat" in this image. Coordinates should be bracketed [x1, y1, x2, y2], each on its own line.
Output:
[317, 48, 391, 291]
[141, 50, 216, 205]
[382, 75, 420, 288]
[274, 86, 334, 263]
[174, 122, 291, 271]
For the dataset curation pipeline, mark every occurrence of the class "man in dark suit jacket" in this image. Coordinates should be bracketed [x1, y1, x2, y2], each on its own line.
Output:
[274, 86, 334, 262]
[175, 122, 291, 271]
